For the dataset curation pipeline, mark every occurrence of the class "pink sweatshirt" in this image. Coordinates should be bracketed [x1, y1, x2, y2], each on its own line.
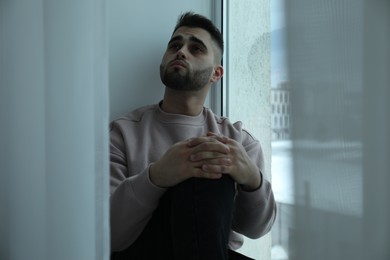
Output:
[109, 103, 276, 252]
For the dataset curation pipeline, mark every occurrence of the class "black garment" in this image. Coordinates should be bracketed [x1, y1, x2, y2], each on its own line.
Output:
[111, 175, 253, 260]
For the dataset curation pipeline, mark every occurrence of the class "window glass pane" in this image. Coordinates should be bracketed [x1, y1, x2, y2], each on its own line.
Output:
[225, 1, 272, 259]
[270, 1, 292, 260]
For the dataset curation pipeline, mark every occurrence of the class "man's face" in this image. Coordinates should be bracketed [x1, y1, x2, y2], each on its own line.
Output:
[160, 26, 220, 91]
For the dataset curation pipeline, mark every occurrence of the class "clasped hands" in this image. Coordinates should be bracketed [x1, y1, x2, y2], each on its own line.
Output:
[149, 132, 261, 191]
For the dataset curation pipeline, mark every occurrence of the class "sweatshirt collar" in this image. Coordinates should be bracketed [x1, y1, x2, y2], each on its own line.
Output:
[155, 102, 207, 125]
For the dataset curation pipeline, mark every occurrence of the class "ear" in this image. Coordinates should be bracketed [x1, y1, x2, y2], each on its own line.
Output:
[210, 65, 224, 83]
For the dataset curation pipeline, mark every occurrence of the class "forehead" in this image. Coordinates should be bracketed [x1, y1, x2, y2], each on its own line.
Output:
[171, 26, 213, 46]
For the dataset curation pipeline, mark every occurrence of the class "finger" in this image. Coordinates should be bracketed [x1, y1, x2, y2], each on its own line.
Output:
[207, 131, 218, 137]
[187, 135, 227, 147]
[204, 157, 232, 166]
[192, 168, 223, 179]
[190, 158, 232, 172]
[201, 164, 231, 174]
[190, 151, 228, 161]
[190, 142, 230, 156]
[207, 132, 229, 143]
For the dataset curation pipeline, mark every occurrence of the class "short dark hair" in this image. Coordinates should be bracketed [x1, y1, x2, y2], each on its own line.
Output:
[173, 12, 224, 56]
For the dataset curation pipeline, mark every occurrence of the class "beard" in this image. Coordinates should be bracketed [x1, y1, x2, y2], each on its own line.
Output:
[160, 64, 213, 91]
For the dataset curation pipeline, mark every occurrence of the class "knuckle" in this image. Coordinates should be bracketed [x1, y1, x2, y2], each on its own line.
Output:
[212, 152, 220, 157]
[200, 142, 211, 149]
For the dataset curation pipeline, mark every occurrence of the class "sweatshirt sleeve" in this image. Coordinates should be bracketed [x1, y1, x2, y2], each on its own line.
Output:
[231, 131, 277, 239]
[109, 122, 166, 252]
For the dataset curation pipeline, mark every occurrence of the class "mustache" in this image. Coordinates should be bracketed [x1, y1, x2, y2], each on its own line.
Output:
[168, 59, 188, 68]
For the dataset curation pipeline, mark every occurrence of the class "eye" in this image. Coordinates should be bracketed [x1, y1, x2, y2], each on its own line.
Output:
[168, 42, 182, 51]
[191, 45, 205, 54]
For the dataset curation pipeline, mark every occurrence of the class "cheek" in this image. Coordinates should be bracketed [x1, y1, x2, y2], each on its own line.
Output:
[160, 57, 168, 72]
[159, 63, 165, 77]
[160, 56, 167, 66]
[160, 53, 168, 65]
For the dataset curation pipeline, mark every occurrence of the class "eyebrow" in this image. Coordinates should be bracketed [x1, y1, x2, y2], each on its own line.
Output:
[168, 35, 208, 51]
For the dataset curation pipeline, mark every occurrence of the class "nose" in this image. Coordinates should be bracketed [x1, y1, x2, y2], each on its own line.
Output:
[176, 47, 187, 59]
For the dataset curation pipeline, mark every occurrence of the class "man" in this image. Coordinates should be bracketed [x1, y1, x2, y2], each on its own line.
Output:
[110, 12, 276, 259]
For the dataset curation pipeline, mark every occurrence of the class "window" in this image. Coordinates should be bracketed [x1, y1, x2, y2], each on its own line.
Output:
[270, 1, 292, 259]
[223, 1, 390, 260]
[223, 0, 272, 259]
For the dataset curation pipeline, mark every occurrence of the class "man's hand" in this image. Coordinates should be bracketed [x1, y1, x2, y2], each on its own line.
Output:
[188, 132, 261, 191]
[149, 136, 231, 188]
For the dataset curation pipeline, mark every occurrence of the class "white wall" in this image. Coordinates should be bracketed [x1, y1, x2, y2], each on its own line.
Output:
[108, 0, 214, 120]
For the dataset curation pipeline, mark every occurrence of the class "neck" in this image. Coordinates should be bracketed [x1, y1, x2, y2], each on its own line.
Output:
[161, 88, 208, 116]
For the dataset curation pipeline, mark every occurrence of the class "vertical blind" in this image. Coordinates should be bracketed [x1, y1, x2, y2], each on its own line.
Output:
[286, 0, 390, 259]
[0, 1, 109, 259]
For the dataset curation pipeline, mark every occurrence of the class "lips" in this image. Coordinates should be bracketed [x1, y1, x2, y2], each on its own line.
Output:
[169, 59, 187, 68]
